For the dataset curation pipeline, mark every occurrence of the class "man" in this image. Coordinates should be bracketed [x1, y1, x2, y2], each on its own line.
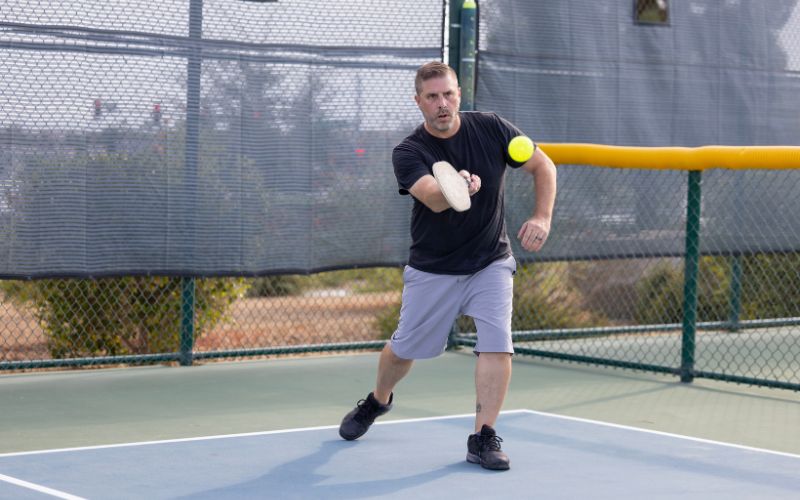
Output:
[338, 61, 557, 471]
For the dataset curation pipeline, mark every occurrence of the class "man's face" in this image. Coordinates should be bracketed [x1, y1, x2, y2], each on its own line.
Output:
[415, 73, 461, 138]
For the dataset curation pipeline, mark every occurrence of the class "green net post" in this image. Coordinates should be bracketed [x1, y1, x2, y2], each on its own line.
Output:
[680, 170, 702, 383]
[727, 255, 743, 331]
[458, 1, 477, 111]
[180, 277, 196, 366]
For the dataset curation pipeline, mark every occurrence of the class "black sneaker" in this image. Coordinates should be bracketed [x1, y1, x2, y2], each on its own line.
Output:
[467, 424, 511, 470]
[339, 392, 393, 441]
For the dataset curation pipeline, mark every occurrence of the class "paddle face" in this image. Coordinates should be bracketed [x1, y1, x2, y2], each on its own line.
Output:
[432, 161, 471, 212]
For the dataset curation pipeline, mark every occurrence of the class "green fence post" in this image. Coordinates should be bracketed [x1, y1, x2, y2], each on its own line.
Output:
[180, 277, 195, 366]
[186, 0, 202, 195]
[681, 170, 702, 383]
[446, 1, 477, 350]
[458, 1, 477, 111]
[445, 1, 478, 350]
[185, 0, 202, 237]
[727, 255, 743, 331]
[448, 0, 463, 73]
[178, 0, 202, 367]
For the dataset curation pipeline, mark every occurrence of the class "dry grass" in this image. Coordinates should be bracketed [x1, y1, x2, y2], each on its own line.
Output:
[0, 296, 48, 360]
[197, 292, 400, 350]
[1, 291, 401, 361]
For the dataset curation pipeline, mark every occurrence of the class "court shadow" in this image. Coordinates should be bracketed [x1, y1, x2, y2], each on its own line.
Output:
[177, 437, 485, 499]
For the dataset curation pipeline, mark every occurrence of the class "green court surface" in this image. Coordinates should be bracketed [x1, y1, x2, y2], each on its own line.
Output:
[1, 351, 798, 455]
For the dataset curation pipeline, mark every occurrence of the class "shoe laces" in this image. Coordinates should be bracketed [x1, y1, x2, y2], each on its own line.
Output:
[354, 398, 375, 422]
[481, 433, 503, 452]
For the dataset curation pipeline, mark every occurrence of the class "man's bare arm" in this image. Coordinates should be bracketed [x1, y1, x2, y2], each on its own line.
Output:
[408, 172, 481, 213]
[517, 147, 557, 252]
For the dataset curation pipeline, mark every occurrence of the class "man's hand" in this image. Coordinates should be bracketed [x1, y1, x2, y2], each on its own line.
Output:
[517, 216, 550, 252]
[458, 170, 481, 196]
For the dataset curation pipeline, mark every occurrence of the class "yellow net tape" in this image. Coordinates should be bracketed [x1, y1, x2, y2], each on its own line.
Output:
[538, 143, 800, 170]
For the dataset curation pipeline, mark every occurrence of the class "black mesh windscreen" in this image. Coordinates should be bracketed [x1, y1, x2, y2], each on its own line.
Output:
[0, 0, 444, 278]
[4, 0, 800, 277]
[479, 0, 800, 260]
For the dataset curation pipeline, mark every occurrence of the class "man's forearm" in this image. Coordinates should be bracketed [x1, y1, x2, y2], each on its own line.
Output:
[532, 155, 557, 220]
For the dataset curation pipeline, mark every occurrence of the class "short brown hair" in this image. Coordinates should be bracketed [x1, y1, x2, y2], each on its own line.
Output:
[414, 61, 458, 95]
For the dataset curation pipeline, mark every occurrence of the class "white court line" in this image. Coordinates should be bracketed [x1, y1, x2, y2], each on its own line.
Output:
[0, 409, 530, 459]
[517, 409, 800, 460]
[0, 408, 797, 461]
[0, 473, 86, 500]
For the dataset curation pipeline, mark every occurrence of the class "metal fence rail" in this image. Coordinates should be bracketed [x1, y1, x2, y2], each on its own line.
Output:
[2, 1, 799, 393]
[2, 204, 800, 392]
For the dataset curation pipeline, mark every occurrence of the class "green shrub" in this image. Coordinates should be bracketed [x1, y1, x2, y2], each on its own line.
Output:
[351, 268, 404, 293]
[634, 263, 683, 324]
[374, 300, 401, 340]
[512, 262, 606, 330]
[303, 268, 403, 293]
[741, 253, 800, 319]
[1, 277, 245, 358]
[246, 275, 304, 297]
[635, 257, 731, 324]
[246, 268, 404, 299]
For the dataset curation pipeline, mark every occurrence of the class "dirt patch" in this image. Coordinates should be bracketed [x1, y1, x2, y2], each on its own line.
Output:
[197, 291, 400, 350]
[1, 291, 401, 361]
[0, 298, 48, 360]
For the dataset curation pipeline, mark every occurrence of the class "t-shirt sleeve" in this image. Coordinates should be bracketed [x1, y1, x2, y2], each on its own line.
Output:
[490, 113, 538, 169]
[392, 142, 430, 196]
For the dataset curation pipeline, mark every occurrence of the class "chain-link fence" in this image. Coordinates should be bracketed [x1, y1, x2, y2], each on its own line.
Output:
[3, 223, 800, 391]
[0, 273, 395, 367]
[2, 1, 799, 391]
[0, 0, 442, 277]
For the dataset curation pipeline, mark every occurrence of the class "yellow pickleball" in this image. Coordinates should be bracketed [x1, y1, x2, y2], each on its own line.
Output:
[508, 135, 534, 163]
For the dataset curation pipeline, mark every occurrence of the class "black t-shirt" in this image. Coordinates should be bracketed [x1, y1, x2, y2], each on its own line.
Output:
[392, 111, 533, 274]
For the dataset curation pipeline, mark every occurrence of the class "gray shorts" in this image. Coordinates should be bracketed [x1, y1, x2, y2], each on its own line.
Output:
[390, 255, 516, 359]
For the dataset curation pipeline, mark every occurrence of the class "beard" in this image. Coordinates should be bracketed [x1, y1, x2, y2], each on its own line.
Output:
[427, 107, 456, 132]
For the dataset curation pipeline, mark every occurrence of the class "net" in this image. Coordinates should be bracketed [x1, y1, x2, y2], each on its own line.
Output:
[0, 0, 444, 278]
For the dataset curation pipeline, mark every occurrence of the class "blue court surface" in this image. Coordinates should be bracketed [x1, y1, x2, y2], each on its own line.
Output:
[1, 409, 798, 499]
